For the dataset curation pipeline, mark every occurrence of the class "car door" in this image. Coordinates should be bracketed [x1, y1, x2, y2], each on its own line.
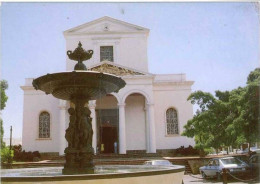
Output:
[212, 159, 220, 176]
[204, 160, 214, 176]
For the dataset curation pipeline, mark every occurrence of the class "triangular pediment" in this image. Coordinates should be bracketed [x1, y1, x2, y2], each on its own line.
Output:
[64, 16, 149, 35]
[89, 61, 149, 76]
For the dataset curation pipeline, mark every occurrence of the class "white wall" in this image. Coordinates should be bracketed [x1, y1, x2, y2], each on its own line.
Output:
[125, 95, 146, 150]
[22, 88, 60, 153]
[153, 83, 195, 150]
[65, 34, 148, 72]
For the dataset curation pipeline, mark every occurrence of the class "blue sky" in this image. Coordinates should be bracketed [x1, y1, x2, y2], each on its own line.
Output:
[1, 2, 259, 138]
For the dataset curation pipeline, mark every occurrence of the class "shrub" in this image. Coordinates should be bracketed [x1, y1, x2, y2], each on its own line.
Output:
[175, 145, 200, 156]
[1, 146, 14, 163]
[13, 144, 41, 162]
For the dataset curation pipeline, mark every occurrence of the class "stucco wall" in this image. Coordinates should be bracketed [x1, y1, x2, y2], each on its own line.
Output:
[65, 34, 148, 72]
[125, 95, 146, 150]
[153, 84, 195, 149]
[22, 90, 60, 152]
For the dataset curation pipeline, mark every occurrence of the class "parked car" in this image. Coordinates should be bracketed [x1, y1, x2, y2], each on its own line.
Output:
[144, 160, 173, 166]
[199, 157, 250, 180]
[248, 154, 260, 177]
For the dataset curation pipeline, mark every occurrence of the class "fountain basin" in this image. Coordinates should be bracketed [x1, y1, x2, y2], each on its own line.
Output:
[1, 165, 185, 184]
[32, 71, 126, 101]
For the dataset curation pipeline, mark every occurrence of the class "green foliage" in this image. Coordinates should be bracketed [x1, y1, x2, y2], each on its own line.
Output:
[240, 68, 260, 146]
[0, 119, 5, 149]
[1, 146, 14, 163]
[0, 80, 8, 110]
[182, 68, 260, 154]
[0, 80, 8, 150]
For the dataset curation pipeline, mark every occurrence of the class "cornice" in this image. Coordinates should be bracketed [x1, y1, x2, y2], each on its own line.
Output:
[153, 81, 194, 86]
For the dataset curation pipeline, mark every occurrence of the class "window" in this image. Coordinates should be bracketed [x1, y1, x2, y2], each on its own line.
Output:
[166, 108, 179, 135]
[100, 46, 113, 62]
[39, 112, 50, 138]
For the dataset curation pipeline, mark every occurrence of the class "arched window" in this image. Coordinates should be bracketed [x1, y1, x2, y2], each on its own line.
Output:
[39, 112, 50, 138]
[166, 108, 179, 135]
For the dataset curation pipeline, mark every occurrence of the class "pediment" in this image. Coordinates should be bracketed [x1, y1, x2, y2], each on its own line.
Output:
[64, 16, 149, 35]
[89, 61, 147, 76]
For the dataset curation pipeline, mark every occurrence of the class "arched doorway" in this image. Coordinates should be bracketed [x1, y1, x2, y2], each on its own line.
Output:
[96, 94, 119, 154]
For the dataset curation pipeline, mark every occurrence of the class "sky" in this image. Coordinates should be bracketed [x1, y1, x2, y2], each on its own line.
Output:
[1, 2, 259, 139]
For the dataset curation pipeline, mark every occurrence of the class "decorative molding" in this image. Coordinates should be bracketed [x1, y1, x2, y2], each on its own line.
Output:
[117, 103, 126, 107]
[90, 63, 144, 76]
[35, 138, 52, 141]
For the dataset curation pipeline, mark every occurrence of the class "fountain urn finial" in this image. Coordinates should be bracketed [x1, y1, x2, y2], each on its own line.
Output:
[67, 42, 93, 70]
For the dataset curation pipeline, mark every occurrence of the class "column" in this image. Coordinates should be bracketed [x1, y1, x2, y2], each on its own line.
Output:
[58, 100, 67, 156]
[144, 105, 150, 152]
[88, 100, 97, 154]
[147, 103, 156, 153]
[118, 103, 126, 154]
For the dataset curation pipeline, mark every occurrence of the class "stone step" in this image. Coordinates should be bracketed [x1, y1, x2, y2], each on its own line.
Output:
[50, 153, 161, 160]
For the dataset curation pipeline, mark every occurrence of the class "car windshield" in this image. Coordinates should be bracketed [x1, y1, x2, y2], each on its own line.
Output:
[220, 158, 242, 165]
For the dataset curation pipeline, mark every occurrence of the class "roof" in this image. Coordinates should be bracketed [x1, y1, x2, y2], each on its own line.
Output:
[89, 61, 152, 76]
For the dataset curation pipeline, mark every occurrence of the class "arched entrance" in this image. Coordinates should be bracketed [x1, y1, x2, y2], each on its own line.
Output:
[96, 94, 119, 154]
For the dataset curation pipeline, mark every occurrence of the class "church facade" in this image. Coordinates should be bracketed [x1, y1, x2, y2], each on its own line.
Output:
[21, 16, 195, 155]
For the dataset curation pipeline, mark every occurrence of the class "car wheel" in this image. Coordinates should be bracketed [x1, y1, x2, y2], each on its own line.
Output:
[217, 172, 222, 181]
[201, 172, 207, 179]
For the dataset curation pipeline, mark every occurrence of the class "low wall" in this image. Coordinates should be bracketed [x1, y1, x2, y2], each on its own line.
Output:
[1, 165, 185, 184]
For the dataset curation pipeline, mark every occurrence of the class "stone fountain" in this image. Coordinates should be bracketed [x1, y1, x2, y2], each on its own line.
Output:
[1, 42, 185, 184]
[32, 42, 126, 175]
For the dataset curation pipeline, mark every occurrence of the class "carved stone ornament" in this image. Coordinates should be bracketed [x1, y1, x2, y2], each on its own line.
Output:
[90, 62, 144, 76]
[103, 24, 110, 31]
[67, 42, 93, 70]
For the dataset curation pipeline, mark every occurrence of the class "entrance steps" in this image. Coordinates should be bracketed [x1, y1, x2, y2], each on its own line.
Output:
[50, 153, 161, 160]
[166, 158, 192, 174]
[94, 153, 161, 159]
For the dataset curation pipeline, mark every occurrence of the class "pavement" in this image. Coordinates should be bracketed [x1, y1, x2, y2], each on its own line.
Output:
[182, 174, 259, 184]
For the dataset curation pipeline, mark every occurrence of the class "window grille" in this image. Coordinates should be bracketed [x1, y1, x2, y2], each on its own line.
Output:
[39, 112, 50, 138]
[100, 46, 113, 62]
[166, 108, 179, 135]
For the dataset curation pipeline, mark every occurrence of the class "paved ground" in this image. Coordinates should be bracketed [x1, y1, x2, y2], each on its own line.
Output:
[182, 174, 259, 184]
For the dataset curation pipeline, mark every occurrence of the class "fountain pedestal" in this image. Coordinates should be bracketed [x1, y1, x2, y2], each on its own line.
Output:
[63, 98, 94, 174]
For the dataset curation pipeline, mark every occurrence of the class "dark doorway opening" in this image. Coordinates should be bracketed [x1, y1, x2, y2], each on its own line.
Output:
[96, 109, 119, 154]
[100, 126, 117, 153]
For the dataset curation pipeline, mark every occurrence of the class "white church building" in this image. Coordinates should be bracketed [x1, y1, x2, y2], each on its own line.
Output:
[21, 16, 195, 155]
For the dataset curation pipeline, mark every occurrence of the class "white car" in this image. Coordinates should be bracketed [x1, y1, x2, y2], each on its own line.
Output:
[199, 157, 250, 180]
[144, 160, 173, 166]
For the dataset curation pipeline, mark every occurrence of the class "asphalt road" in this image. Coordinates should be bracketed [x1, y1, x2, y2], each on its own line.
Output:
[182, 174, 259, 184]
